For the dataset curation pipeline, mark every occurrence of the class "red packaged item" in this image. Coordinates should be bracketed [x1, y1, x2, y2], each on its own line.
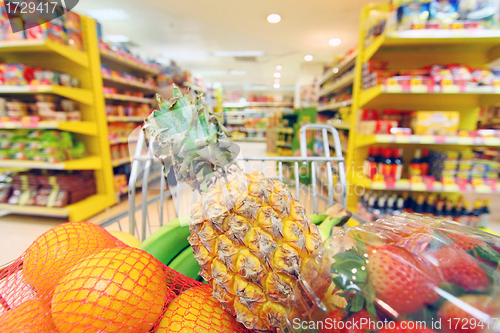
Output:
[65, 11, 81, 33]
[391, 148, 404, 181]
[364, 147, 379, 179]
[374, 120, 397, 134]
[379, 148, 394, 181]
[68, 31, 84, 51]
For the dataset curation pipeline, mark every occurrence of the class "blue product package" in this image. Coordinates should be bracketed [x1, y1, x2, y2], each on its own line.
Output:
[430, 0, 460, 21]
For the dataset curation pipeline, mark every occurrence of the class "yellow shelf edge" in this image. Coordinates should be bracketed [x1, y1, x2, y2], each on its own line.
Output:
[107, 116, 145, 122]
[102, 74, 157, 92]
[0, 156, 102, 170]
[0, 203, 70, 217]
[319, 73, 354, 97]
[104, 93, 153, 104]
[0, 86, 93, 105]
[112, 157, 131, 167]
[356, 134, 500, 147]
[100, 49, 160, 76]
[0, 121, 97, 135]
[0, 39, 88, 68]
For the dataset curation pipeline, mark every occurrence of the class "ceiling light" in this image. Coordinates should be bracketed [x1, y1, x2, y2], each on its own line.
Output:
[273, 83, 280, 88]
[304, 55, 313, 61]
[333, 68, 339, 73]
[102, 35, 130, 43]
[229, 70, 248, 75]
[85, 8, 130, 21]
[213, 50, 266, 57]
[274, 72, 281, 78]
[329, 38, 342, 46]
[267, 14, 281, 23]
[276, 65, 282, 70]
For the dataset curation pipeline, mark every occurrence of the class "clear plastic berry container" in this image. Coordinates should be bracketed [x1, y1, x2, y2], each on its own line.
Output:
[284, 213, 500, 333]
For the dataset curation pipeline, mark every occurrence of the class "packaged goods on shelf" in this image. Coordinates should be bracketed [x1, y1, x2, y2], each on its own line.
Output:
[105, 103, 150, 118]
[362, 62, 500, 90]
[364, 147, 405, 181]
[0, 170, 96, 207]
[0, 95, 80, 121]
[101, 65, 157, 89]
[429, 148, 500, 181]
[357, 190, 490, 228]
[103, 87, 147, 98]
[0, 129, 86, 162]
[411, 111, 460, 135]
[111, 143, 130, 162]
[0, 63, 80, 87]
[108, 122, 140, 142]
[100, 43, 162, 73]
[0, 5, 83, 50]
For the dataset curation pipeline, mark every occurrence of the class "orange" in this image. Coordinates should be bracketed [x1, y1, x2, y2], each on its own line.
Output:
[23, 221, 119, 302]
[0, 298, 56, 332]
[157, 284, 241, 333]
[51, 247, 172, 333]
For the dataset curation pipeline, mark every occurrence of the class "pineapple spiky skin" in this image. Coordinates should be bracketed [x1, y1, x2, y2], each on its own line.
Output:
[188, 170, 323, 331]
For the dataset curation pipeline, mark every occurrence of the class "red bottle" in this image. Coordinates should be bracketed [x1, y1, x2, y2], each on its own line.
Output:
[421, 148, 430, 176]
[364, 147, 378, 179]
[379, 148, 393, 180]
[391, 148, 403, 181]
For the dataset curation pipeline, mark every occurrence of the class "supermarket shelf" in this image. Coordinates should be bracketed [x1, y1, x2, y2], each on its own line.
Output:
[223, 102, 293, 108]
[240, 128, 267, 132]
[233, 137, 267, 142]
[112, 157, 131, 167]
[109, 137, 139, 145]
[107, 116, 144, 122]
[353, 177, 500, 194]
[0, 193, 111, 221]
[0, 121, 97, 135]
[225, 108, 293, 115]
[0, 85, 93, 105]
[317, 100, 352, 112]
[0, 39, 88, 67]
[328, 120, 350, 130]
[356, 134, 500, 147]
[360, 85, 500, 109]
[104, 93, 153, 104]
[364, 30, 500, 63]
[320, 52, 357, 85]
[100, 48, 160, 76]
[0, 156, 102, 170]
[319, 73, 354, 97]
[102, 74, 157, 93]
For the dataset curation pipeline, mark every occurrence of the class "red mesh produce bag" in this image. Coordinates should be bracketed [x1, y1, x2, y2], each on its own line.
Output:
[0, 221, 251, 333]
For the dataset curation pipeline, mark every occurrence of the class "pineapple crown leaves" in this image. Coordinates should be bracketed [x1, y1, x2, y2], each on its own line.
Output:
[143, 85, 240, 192]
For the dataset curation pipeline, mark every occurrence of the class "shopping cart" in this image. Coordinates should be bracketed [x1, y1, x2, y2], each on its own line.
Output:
[99, 124, 348, 242]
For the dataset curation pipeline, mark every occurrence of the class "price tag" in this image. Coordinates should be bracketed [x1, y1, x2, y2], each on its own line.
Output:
[441, 83, 459, 93]
[385, 79, 403, 93]
[419, 136, 434, 144]
[475, 185, 491, 193]
[456, 137, 471, 145]
[410, 85, 427, 93]
[411, 183, 427, 191]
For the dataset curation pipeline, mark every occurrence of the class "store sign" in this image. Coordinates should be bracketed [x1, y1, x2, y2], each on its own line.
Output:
[3, 0, 79, 32]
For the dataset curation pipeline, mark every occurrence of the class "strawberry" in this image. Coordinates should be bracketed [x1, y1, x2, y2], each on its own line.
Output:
[445, 233, 486, 251]
[429, 246, 489, 291]
[367, 245, 439, 316]
[379, 321, 438, 333]
[343, 309, 374, 333]
[320, 309, 347, 333]
[438, 295, 500, 333]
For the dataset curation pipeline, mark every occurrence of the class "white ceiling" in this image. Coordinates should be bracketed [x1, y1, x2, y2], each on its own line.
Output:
[76, 0, 381, 89]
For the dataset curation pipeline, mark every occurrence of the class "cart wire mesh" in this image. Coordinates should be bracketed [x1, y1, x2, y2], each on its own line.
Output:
[98, 124, 348, 241]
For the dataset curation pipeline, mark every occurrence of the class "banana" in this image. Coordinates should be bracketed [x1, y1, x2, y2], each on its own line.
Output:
[168, 246, 201, 280]
[139, 215, 191, 265]
[308, 214, 329, 225]
[318, 216, 344, 241]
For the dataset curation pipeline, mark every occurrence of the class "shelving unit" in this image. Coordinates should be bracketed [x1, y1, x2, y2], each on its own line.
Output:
[100, 48, 159, 199]
[346, 3, 500, 211]
[0, 16, 116, 221]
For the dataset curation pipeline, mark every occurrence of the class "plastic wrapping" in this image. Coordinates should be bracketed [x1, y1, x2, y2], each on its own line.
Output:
[287, 213, 500, 333]
[0, 222, 249, 333]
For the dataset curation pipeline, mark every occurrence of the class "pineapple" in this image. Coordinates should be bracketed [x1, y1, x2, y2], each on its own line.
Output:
[144, 86, 323, 331]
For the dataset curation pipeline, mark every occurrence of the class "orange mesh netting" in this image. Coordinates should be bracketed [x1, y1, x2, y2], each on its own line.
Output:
[0, 221, 252, 333]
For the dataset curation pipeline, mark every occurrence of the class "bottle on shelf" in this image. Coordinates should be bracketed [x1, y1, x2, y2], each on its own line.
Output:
[435, 198, 445, 217]
[459, 200, 471, 226]
[402, 192, 412, 213]
[470, 200, 483, 228]
[409, 149, 423, 177]
[391, 148, 403, 181]
[386, 194, 396, 216]
[423, 194, 436, 216]
[443, 198, 455, 220]
[364, 147, 378, 179]
[379, 148, 393, 181]
[413, 194, 426, 214]
[374, 194, 387, 221]
[394, 195, 405, 215]
[478, 199, 490, 228]
[453, 198, 464, 222]
[421, 148, 430, 176]
[366, 194, 378, 222]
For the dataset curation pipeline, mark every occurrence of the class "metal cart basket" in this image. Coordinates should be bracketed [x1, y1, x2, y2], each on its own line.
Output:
[100, 124, 348, 242]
